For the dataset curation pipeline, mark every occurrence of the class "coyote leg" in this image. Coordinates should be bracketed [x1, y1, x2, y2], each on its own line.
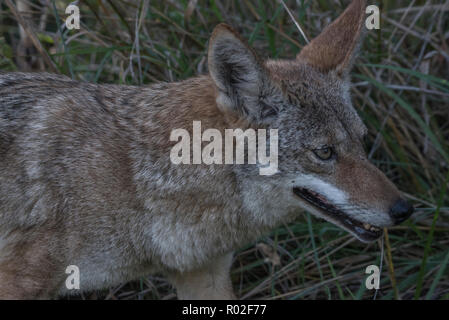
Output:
[0, 233, 59, 299]
[169, 252, 236, 300]
[0, 265, 50, 299]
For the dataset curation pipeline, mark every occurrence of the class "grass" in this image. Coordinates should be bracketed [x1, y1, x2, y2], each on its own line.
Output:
[1, 0, 448, 300]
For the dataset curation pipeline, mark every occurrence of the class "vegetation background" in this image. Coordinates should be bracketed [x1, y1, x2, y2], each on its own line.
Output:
[0, 0, 448, 300]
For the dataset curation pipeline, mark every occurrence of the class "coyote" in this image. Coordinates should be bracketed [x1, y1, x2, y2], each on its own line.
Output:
[0, 0, 413, 299]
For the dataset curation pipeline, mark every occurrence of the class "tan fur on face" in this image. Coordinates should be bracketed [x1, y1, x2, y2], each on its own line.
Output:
[335, 156, 401, 226]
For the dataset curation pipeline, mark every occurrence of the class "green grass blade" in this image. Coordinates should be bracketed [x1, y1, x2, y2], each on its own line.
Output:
[355, 74, 449, 164]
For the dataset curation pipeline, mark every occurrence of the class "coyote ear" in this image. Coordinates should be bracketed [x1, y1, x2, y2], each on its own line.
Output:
[208, 24, 274, 122]
[297, 0, 366, 76]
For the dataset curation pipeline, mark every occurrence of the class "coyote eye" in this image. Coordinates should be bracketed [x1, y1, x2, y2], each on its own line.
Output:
[313, 146, 334, 160]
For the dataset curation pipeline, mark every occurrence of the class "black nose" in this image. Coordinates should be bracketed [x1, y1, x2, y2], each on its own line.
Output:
[389, 198, 414, 224]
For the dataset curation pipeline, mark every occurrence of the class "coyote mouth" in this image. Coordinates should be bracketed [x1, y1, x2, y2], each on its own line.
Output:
[293, 187, 383, 242]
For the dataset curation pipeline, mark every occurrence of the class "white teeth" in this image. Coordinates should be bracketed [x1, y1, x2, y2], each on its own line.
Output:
[363, 223, 380, 232]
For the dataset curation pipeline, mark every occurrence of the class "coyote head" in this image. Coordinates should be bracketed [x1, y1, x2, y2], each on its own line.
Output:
[207, 0, 414, 242]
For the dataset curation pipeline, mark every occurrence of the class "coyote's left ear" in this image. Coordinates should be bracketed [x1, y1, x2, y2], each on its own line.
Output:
[208, 24, 275, 122]
[297, 0, 366, 76]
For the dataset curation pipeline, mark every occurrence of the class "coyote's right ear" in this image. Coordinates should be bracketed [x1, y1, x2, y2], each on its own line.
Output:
[297, 0, 366, 76]
[208, 24, 274, 122]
